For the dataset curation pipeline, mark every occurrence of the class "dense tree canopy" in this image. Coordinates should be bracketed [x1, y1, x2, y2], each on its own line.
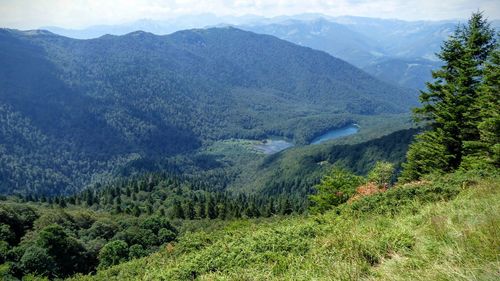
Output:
[401, 13, 498, 181]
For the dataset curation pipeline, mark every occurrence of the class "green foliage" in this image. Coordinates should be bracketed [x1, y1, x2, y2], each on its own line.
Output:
[19, 246, 56, 277]
[402, 13, 498, 181]
[0, 198, 179, 279]
[400, 130, 452, 181]
[463, 46, 500, 169]
[128, 244, 146, 260]
[367, 161, 395, 187]
[36, 224, 89, 277]
[258, 127, 417, 198]
[68, 172, 499, 281]
[158, 229, 176, 244]
[308, 167, 363, 213]
[98, 240, 129, 270]
[349, 173, 462, 215]
[0, 27, 416, 196]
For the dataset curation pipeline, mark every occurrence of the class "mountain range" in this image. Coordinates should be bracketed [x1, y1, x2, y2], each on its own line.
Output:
[0, 27, 415, 195]
[42, 14, 500, 90]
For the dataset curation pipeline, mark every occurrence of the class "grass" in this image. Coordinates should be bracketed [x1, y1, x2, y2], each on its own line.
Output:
[70, 172, 500, 280]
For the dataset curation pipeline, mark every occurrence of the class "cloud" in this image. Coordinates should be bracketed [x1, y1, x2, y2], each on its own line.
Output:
[0, 0, 498, 29]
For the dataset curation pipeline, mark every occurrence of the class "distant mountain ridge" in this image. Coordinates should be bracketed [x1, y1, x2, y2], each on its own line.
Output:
[42, 14, 495, 90]
[0, 27, 416, 195]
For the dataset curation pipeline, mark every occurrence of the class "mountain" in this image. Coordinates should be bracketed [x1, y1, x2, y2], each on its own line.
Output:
[240, 18, 382, 68]
[363, 58, 442, 90]
[331, 16, 456, 61]
[42, 14, 265, 39]
[239, 16, 459, 89]
[0, 27, 416, 195]
[44, 15, 499, 90]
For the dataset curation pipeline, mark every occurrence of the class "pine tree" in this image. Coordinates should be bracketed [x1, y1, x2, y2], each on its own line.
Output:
[401, 12, 496, 181]
[462, 46, 500, 168]
[184, 201, 195, 220]
[206, 196, 217, 219]
[133, 205, 141, 217]
[172, 200, 184, 219]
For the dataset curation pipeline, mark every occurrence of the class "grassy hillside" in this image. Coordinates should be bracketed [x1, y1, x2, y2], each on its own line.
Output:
[70, 171, 499, 280]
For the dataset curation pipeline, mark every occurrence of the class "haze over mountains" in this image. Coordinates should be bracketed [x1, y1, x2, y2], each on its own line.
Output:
[42, 13, 500, 90]
[0, 26, 415, 195]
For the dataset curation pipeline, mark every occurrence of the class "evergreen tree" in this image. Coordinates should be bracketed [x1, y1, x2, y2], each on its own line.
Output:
[401, 12, 496, 181]
[172, 200, 184, 219]
[184, 201, 195, 220]
[206, 196, 217, 219]
[132, 205, 141, 217]
[463, 46, 500, 168]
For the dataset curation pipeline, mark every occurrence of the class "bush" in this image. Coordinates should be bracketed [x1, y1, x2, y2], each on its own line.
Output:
[98, 240, 129, 269]
[158, 228, 176, 244]
[309, 167, 364, 213]
[367, 161, 395, 187]
[128, 244, 146, 259]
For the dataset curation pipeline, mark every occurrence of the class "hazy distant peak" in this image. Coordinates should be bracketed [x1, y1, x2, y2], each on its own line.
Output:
[125, 30, 155, 37]
[0, 28, 55, 37]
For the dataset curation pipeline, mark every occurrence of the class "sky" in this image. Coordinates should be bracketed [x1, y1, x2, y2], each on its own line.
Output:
[0, 0, 499, 29]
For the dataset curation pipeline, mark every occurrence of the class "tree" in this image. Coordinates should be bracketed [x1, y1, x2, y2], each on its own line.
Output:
[462, 45, 500, 168]
[132, 205, 141, 217]
[36, 224, 88, 277]
[20, 246, 57, 277]
[368, 161, 395, 187]
[128, 244, 146, 259]
[206, 196, 217, 219]
[308, 167, 363, 213]
[279, 197, 293, 215]
[184, 201, 195, 220]
[400, 130, 451, 181]
[172, 200, 184, 219]
[0, 224, 15, 244]
[158, 228, 176, 244]
[98, 240, 129, 269]
[402, 12, 496, 181]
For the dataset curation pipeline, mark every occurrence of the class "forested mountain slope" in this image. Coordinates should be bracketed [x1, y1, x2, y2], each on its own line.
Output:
[240, 17, 455, 89]
[68, 172, 499, 281]
[0, 27, 416, 195]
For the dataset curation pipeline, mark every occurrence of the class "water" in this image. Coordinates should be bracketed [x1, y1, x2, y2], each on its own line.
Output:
[253, 124, 359, 154]
[254, 140, 294, 154]
[310, 124, 359, 145]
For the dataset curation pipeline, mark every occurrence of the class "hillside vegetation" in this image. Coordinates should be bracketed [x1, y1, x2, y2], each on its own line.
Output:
[69, 171, 499, 281]
[0, 27, 415, 195]
[0, 11, 498, 281]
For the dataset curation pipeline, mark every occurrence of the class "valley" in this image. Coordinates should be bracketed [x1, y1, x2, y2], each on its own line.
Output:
[0, 6, 498, 281]
[0, 27, 417, 195]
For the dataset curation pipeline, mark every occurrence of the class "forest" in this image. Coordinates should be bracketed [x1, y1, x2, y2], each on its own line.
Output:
[0, 27, 416, 195]
[0, 11, 498, 281]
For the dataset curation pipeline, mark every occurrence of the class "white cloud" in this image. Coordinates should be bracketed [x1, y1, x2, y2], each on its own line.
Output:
[0, 0, 498, 29]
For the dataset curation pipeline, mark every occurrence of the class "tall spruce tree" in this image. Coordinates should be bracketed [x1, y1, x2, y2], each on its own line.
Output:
[462, 45, 500, 168]
[401, 12, 496, 181]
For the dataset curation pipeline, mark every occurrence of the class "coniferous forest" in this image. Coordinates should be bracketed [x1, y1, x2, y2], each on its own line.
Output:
[0, 7, 498, 281]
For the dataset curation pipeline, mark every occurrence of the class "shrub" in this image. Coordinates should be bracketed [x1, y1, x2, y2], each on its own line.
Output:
[98, 240, 129, 269]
